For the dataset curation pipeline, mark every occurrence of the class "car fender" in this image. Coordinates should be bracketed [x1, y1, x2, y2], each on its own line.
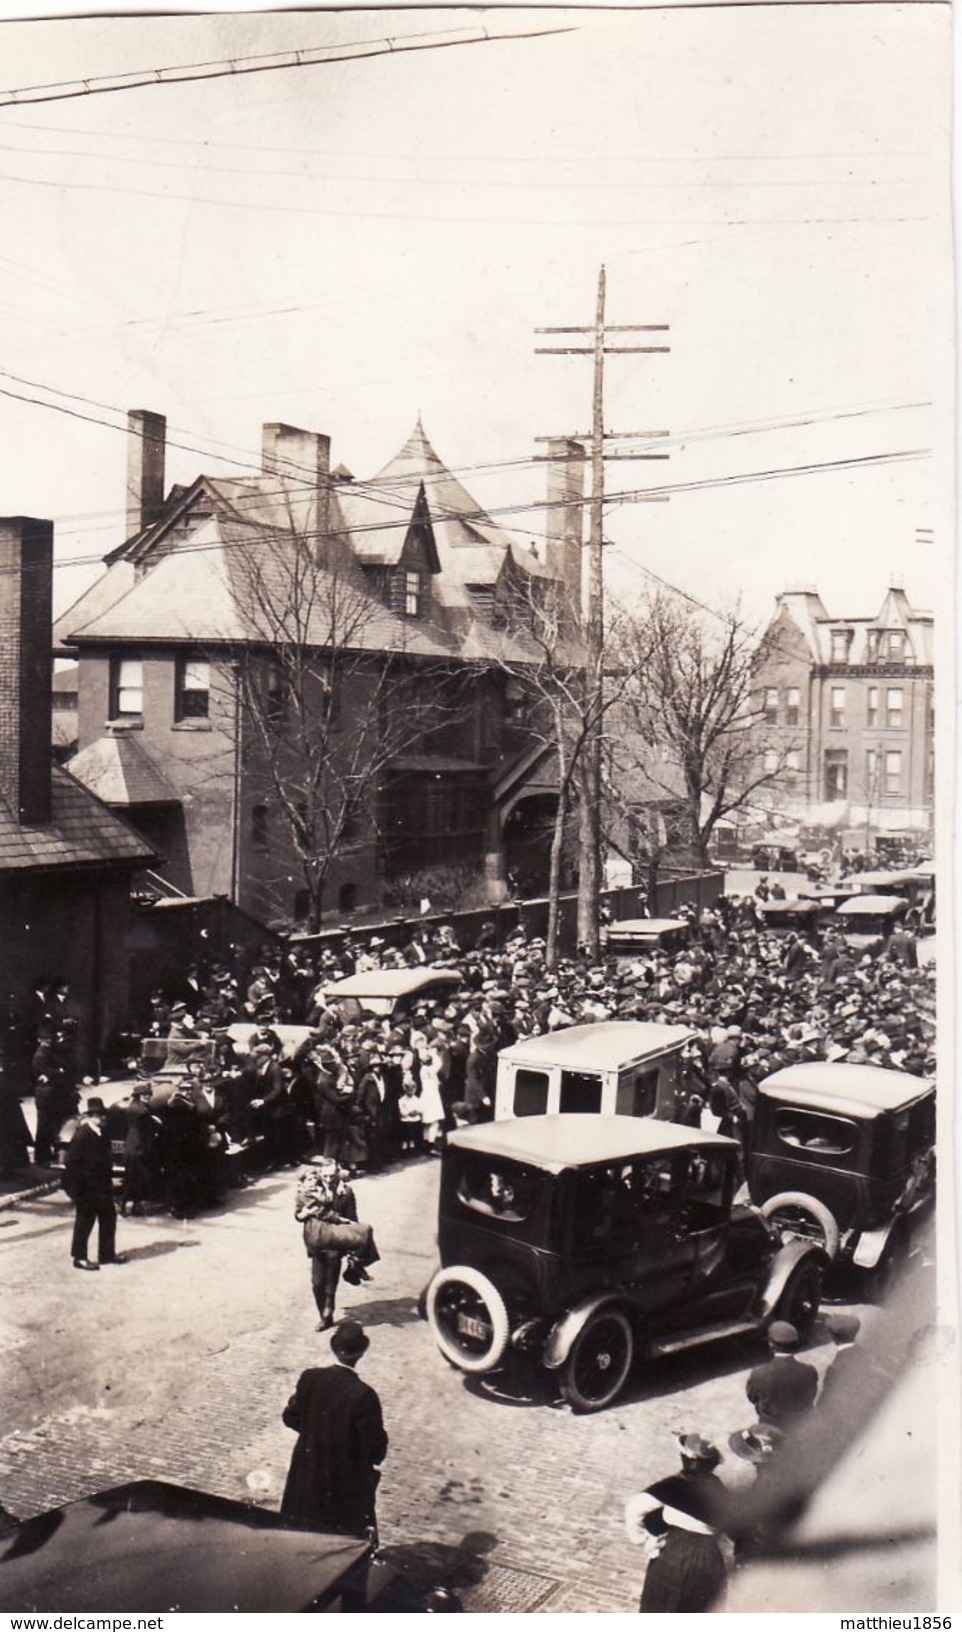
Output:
[758, 1238, 828, 1319]
[852, 1222, 893, 1270]
[542, 1292, 626, 1371]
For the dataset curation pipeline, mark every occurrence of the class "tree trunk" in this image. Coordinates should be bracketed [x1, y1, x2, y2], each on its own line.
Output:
[545, 792, 567, 970]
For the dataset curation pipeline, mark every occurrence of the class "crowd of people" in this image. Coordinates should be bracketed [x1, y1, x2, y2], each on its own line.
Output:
[0, 881, 936, 1196]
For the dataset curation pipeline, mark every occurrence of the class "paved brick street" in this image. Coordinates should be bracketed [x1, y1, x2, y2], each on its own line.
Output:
[1, 1159, 870, 1613]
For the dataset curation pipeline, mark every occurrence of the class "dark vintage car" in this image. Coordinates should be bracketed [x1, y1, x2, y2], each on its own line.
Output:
[601, 917, 691, 957]
[0, 1481, 385, 1612]
[318, 966, 463, 1021]
[756, 898, 826, 939]
[425, 1115, 826, 1412]
[746, 1062, 936, 1283]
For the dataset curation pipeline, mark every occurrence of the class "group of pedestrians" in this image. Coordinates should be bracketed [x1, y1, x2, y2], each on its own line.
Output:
[626, 1310, 870, 1611]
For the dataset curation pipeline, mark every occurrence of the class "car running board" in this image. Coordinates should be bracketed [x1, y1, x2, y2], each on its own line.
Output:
[644, 1317, 759, 1358]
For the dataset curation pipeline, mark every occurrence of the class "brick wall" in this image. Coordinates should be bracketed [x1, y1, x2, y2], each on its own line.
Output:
[0, 517, 54, 824]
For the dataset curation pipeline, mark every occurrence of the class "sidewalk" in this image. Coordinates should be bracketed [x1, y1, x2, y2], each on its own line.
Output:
[0, 1163, 61, 1211]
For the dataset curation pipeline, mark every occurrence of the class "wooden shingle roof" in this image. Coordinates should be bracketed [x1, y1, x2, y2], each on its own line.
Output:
[0, 766, 155, 874]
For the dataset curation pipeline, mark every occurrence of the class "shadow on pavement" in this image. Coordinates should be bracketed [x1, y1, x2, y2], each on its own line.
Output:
[122, 1239, 202, 1262]
[340, 1294, 421, 1328]
[375, 1529, 498, 1602]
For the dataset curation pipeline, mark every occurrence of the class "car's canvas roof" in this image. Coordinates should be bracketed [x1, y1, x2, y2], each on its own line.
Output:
[834, 895, 909, 916]
[758, 899, 821, 915]
[448, 1113, 737, 1172]
[0, 1481, 368, 1612]
[500, 1021, 693, 1072]
[605, 918, 687, 934]
[321, 966, 462, 999]
[758, 1062, 933, 1117]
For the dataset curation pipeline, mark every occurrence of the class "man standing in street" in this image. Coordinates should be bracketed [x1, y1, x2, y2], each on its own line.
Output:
[62, 1097, 126, 1271]
[280, 1320, 387, 1541]
[746, 1321, 818, 1430]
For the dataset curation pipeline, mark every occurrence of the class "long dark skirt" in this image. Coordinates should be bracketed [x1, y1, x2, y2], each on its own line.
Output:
[639, 1529, 726, 1613]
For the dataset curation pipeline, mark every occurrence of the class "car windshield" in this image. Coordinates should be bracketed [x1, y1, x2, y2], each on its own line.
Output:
[774, 1108, 857, 1157]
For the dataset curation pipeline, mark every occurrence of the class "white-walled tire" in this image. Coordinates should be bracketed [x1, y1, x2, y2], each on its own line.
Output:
[427, 1266, 511, 1374]
[761, 1192, 841, 1261]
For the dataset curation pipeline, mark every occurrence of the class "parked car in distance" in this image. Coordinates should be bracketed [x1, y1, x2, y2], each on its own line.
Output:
[746, 1062, 935, 1283]
[752, 843, 799, 872]
[0, 1480, 387, 1613]
[601, 917, 690, 957]
[832, 893, 909, 949]
[318, 966, 463, 1020]
[756, 899, 825, 938]
[494, 1021, 696, 1122]
[425, 1114, 826, 1411]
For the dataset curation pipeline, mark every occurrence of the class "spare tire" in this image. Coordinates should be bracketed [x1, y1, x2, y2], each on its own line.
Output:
[426, 1265, 511, 1374]
[760, 1192, 841, 1261]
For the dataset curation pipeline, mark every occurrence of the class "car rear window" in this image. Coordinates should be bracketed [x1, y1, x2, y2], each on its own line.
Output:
[559, 1070, 603, 1114]
[774, 1108, 857, 1156]
[456, 1157, 537, 1223]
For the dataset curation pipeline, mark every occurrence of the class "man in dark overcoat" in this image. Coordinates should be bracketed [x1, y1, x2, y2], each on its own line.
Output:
[62, 1098, 125, 1270]
[280, 1320, 387, 1539]
[746, 1320, 819, 1430]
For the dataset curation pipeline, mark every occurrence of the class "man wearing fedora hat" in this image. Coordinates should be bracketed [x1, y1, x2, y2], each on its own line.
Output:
[62, 1098, 126, 1270]
[280, 1320, 387, 1541]
[746, 1321, 818, 1430]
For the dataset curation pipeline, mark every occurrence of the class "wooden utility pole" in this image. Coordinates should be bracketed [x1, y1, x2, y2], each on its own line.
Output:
[536, 266, 669, 956]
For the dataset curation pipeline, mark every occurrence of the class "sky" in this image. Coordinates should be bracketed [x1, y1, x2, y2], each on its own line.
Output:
[0, 1, 952, 630]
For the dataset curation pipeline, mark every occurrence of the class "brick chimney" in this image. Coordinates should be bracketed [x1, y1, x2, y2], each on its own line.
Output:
[0, 517, 54, 825]
[126, 409, 167, 538]
[262, 422, 331, 549]
[544, 438, 586, 624]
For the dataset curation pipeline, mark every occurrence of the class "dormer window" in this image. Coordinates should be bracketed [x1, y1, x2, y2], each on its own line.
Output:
[830, 629, 852, 664]
[404, 570, 421, 618]
[886, 629, 906, 660]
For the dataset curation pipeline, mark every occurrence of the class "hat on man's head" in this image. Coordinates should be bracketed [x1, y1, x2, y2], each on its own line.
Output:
[85, 1097, 107, 1116]
[824, 1312, 861, 1345]
[729, 1423, 784, 1464]
[768, 1320, 800, 1351]
[678, 1433, 721, 1469]
[330, 1320, 370, 1363]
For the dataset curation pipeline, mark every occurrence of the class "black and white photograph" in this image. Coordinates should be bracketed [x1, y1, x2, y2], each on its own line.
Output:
[0, 0, 955, 1616]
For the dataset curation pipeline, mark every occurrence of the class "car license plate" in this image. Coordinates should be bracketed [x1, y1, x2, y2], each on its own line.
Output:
[457, 1313, 488, 1340]
[111, 1141, 125, 1157]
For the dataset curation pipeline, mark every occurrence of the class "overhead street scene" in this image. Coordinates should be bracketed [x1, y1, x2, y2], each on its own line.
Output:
[0, 0, 953, 1619]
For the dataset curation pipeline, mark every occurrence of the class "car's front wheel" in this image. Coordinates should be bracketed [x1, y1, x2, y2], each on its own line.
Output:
[426, 1266, 511, 1374]
[772, 1259, 823, 1341]
[559, 1309, 634, 1413]
[761, 1192, 841, 1261]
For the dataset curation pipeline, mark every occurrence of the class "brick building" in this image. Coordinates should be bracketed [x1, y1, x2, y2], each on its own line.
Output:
[752, 586, 934, 842]
[0, 517, 154, 1079]
[56, 414, 584, 926]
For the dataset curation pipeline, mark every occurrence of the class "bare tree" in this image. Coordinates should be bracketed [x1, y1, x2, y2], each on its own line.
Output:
[217, 499, 472, 930]
[612, 591, 800, 868]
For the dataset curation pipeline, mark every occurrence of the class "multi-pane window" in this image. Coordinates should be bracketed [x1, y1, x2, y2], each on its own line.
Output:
[404, 571, 421, 618]
[110, 655, 143, 718]
[887, 687, 904, 729]
[763, 749, 779, 773]
[866, 748, 879, 789]
[175, 657, 210, 721]
[251, 804, 269, 849]
[785, 749, 800, 772]
[866, 630, 880, 662]
[830, 629, 851, 663]
[867, 686, 879, 727]
[885, 750, 902, 794]
[830, 686, 846, 729]
[762, 687, 778, 724]
[886, 630, 905, 660]
[785, 687, 800, 726]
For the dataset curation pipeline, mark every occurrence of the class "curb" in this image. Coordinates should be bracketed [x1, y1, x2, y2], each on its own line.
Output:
[0, 1176, 61, 1213]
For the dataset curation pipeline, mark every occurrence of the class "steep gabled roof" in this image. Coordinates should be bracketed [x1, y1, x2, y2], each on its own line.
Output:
[0, 765, 155, 874]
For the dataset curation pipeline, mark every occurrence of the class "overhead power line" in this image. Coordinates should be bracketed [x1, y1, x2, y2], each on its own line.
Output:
[0, 24, 572, 111]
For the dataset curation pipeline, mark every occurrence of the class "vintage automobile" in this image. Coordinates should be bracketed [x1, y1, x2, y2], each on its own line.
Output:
[425, 1114, 826, 1412]
[756, 898, 825, 938]
[832, 893, 910, 950]
[751, 842, 799, 872]
[0, 1479, 406, 1612]
[318, 966, 463, 1021]
[494, 1021, 697, 1122]
[601, 917, 690, 957]
[745, 1062, 936, 1281]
